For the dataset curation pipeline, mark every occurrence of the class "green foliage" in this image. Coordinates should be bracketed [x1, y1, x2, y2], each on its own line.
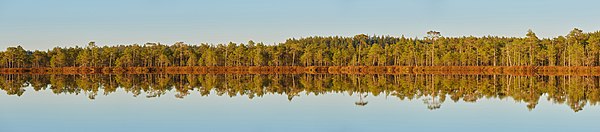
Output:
[3, 29, 600, 68]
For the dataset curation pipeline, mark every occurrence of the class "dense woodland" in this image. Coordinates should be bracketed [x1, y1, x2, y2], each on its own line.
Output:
[2, 28, 600, 68]
[1, 74, 598, 112]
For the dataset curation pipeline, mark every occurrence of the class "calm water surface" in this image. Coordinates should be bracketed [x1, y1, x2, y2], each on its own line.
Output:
[1, 74, 599, 132]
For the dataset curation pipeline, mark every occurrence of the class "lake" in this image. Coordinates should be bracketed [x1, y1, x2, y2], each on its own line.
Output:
[1, 74, 599, 132]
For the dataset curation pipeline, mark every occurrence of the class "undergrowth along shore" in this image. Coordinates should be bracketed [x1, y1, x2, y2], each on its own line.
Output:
[3, 66, 600, 76]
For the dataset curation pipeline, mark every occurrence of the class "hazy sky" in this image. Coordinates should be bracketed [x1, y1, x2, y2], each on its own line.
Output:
[1, 0, 600, 50]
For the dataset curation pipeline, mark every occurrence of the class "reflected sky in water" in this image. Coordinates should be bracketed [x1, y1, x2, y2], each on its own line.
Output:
[2, 74, 600, 132]
[2, 87, 599, 132]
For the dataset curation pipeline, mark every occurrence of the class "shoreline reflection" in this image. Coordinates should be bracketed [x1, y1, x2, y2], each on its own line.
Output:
[1, 74, 599, 112]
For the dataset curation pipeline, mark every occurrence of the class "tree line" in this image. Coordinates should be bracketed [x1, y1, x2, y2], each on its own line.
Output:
[2, 28, 600, 68]
[1, 74, 598, 112]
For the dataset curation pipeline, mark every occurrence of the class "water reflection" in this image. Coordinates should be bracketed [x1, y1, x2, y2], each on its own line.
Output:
[1, 74, 599, 112]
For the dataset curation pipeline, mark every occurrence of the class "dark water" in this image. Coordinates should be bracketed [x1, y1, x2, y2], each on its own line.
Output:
[1, 74, 599, 132]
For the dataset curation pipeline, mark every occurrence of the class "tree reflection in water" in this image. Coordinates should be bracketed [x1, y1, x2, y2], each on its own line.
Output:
[355, 93, 368, 106]
[1, 74, 599, 112]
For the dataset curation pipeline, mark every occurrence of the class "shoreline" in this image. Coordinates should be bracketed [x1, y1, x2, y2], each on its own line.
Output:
[2, 66, 600, 76]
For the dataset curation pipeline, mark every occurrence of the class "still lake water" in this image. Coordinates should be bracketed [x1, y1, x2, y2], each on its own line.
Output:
[1, 74, 599, 132]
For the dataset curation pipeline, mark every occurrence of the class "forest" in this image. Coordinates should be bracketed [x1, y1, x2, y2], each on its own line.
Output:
[1, 74, 598, 112]
[1, 28, 600, 69]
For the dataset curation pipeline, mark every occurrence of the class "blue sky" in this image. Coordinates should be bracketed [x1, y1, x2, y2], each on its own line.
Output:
[1, 0, 600, 50]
